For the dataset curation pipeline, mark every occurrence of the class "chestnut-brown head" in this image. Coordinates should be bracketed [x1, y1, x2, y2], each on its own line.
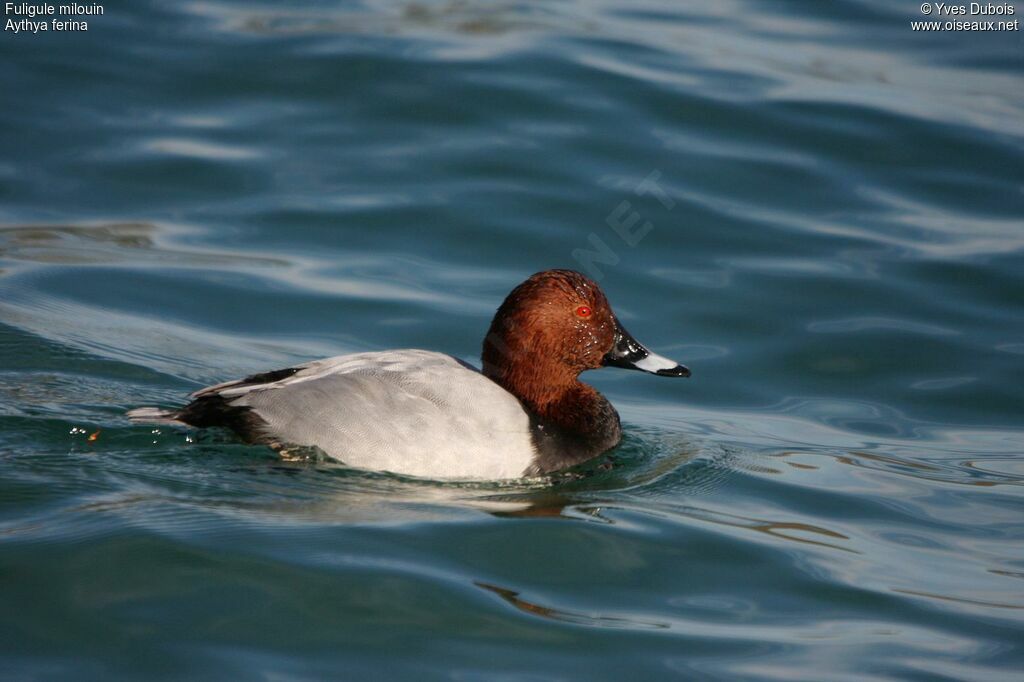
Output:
[481, 270, 689, 407]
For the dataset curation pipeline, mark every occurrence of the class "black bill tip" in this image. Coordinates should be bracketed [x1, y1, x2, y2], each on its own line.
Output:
[602, 319, 690, 378]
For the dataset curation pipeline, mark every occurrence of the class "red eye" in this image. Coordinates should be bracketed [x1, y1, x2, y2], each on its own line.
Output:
[575, 305, 592, 318]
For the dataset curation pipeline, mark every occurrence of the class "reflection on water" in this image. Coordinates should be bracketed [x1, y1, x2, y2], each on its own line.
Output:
[186, 0, 550, 38]
[892, 589, 1024, 612]
[0, 222, 288, 267]
[655, 505, 855, 554]
[476, 581, 670, 630]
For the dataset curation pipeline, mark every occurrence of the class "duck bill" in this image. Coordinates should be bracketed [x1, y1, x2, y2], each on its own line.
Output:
[602, 320, 691, 377]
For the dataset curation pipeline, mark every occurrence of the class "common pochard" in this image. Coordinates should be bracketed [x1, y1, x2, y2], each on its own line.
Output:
[128, 269, 690, 479]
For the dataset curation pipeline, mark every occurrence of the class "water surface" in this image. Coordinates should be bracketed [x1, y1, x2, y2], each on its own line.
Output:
[2, 1, 1023, 679]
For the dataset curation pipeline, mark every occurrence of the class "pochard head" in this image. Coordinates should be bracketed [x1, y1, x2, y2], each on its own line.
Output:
[481, 270, 689, 402]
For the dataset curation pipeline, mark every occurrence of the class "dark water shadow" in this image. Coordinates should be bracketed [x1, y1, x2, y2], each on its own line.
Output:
[0, 221, 288, 268]
[475, 581, 670, 630]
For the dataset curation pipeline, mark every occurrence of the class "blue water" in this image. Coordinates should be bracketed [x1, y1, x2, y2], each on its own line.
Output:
[2, 1, 1023, 679]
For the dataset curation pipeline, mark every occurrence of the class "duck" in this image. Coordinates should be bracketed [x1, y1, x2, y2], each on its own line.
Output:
[127, 269, 690, 479]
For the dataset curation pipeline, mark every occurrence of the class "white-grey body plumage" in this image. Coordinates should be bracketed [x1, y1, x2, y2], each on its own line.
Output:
[181, 350, 538, 480]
